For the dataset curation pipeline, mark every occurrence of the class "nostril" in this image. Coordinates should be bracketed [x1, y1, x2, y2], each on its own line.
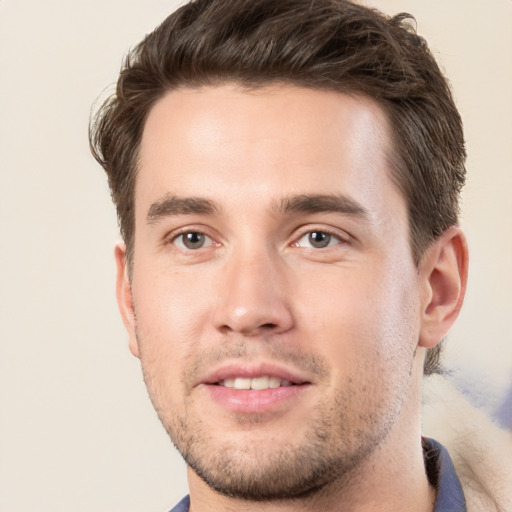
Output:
[218, 322, 279, 335]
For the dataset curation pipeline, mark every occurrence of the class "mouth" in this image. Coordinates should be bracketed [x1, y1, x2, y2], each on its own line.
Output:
[216, 376, 296, 390]
[201, 362, 310, 389]
[201, 364, 312, 414]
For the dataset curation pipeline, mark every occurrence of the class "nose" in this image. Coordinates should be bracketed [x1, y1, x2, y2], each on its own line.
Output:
[212, 248, 294, 336]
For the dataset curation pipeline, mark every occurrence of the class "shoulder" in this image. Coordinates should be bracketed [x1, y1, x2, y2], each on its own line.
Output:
[168, 495, 190, 512]
[422, 375, 512, 512]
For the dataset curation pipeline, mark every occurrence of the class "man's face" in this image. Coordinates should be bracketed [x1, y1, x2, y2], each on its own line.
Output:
[122, 85, 425, 498]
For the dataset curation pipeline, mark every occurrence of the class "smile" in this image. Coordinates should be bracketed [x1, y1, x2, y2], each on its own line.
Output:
[217, 376, 295, 390]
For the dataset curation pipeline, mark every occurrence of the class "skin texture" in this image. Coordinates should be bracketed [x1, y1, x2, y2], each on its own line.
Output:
[115, 85, 468, 512]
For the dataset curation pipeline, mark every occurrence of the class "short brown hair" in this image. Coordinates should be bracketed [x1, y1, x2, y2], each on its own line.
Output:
[89, 0, 466, 374]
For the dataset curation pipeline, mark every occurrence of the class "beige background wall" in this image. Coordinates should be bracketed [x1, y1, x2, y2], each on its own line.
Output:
[0, 1, 510, 510]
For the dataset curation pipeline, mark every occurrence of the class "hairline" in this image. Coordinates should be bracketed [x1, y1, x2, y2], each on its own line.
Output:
[125, 79, 425, 275]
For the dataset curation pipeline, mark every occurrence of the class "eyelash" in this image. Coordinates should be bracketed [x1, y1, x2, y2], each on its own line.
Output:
[168, 226, 348, 252]
[170, 230, 217, 250]
[292, 226, 348, 250]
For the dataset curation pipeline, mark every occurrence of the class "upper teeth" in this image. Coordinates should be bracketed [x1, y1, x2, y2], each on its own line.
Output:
[219, 377, 293, 390]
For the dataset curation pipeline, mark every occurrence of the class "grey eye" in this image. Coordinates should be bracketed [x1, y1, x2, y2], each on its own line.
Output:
[308, 231, 331, 248]
[296, 231, 339, 249]
[174, 232, 210, 249]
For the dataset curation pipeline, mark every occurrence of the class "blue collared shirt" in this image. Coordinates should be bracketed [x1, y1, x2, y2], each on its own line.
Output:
[423, 437, 467, 512]
[169, 438, 466, 512]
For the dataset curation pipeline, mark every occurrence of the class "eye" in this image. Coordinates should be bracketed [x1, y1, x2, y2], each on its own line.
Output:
[295, 231, 341, 249]
[173, 231, 213, 250]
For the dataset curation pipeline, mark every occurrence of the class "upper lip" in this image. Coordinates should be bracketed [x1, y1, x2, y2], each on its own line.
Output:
[198, 361, 313, 386]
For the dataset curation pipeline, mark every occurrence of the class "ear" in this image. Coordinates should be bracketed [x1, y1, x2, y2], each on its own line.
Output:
[114, 242, 140, 358]
[418, 226, 469, 349]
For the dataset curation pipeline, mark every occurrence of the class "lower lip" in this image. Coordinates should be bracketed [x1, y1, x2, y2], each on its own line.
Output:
[204, 384, 309, 414]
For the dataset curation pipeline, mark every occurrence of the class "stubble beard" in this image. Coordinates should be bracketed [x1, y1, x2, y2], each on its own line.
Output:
[136, 322, 415, 502]
[142, 364, 410, 502]
[164, 395, 391, 501]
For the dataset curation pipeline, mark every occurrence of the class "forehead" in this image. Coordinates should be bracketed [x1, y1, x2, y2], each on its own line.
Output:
[137, 84, 402, 221]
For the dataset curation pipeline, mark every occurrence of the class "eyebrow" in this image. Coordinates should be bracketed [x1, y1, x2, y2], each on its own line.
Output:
[275, 194, 369, 218]
[146, 192, 369, 224]
[147, 195, 219, 223]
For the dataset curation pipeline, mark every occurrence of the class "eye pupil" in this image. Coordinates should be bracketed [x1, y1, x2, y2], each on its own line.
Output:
[308, 231, 330, 248]
[183, 232, 205, 249]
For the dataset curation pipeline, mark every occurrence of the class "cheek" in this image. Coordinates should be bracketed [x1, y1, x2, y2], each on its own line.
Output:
[294, 261, 420, 373]
[131, 267, 215, 388]
[134, 262, 212, 331]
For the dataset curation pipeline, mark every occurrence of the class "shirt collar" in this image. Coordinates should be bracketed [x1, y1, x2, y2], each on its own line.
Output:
[423, 437, 467, 512]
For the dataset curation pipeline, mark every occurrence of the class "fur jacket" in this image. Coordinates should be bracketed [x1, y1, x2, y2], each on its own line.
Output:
[422, 375, 512, 512]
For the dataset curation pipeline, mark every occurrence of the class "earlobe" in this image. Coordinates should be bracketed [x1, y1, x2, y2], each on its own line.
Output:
[419, 227, 469, 349]
[114, 243, 140, 358]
